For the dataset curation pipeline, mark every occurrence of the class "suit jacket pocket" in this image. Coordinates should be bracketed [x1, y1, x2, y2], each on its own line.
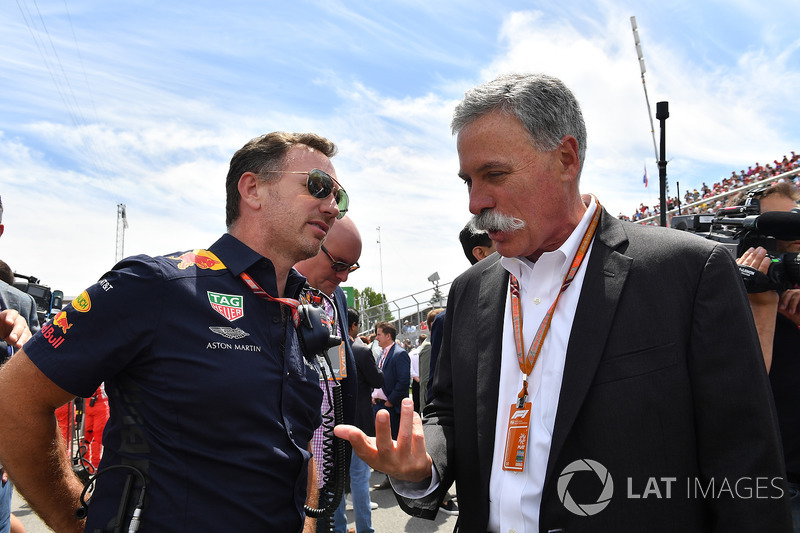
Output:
[594, 343, 678, 384]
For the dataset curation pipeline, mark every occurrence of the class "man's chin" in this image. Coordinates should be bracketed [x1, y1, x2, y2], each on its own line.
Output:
[320, 282, 337, 298]
[493, 240, 522, 259]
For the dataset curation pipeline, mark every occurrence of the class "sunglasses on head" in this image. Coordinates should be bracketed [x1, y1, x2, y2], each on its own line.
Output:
[261, 168, 349, 219]
[321, 245, 360, 273]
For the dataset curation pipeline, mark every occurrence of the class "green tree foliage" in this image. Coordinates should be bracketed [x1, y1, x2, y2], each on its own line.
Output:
[353, 287, 391, 330]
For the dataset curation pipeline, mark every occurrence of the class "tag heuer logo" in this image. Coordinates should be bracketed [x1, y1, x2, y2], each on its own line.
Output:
[208, 292, 244, 321]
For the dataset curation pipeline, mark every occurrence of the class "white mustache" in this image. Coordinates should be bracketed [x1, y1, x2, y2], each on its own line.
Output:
[472, 209, 526, 233]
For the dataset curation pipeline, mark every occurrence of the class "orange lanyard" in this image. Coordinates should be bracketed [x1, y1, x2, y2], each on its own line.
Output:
[239, 272, 302, 328]
[509, 198, 601, 407]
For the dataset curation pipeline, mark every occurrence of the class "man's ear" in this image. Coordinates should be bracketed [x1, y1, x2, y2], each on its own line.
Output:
[557, 135, 580, 181]
[472, 245, 491, 262]
[238, 172, 263, 211]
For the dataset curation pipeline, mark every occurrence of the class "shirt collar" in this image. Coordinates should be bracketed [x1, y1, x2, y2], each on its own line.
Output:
[500, 195, 598, 280]
[208, 233, 307, 299]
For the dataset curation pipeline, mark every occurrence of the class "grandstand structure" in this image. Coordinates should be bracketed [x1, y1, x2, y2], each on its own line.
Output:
[633, 164, 800, 226]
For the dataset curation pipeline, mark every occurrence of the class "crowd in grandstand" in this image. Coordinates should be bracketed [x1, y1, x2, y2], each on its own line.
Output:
[620, 151, 800, 222]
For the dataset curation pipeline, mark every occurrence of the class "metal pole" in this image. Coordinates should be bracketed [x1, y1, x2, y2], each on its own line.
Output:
[115, 203, 128, 263]
[631, 16, 659, 164]
[376, 226, 386, 319]
[656, 101, 669, 227]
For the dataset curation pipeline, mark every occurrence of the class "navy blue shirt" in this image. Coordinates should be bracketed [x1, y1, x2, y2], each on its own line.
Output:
[26, 234, 323, 532]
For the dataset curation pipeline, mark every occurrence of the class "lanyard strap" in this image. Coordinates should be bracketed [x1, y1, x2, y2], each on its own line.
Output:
[239, 272, 301, 328]
[510, 198, 602, 405]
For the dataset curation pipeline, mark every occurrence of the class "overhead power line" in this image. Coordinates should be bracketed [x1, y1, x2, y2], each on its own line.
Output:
[15, 0, 107, 180]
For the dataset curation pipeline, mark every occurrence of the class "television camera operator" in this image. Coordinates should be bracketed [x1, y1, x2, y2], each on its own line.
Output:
[734, 181, 800, 531]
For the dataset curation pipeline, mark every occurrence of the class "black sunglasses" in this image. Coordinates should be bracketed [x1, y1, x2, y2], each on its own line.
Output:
[261, 168, 349, 219]
[321, 245, 360, 273]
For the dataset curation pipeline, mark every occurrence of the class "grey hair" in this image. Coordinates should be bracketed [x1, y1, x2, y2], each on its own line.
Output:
[451, 73, 587, 181]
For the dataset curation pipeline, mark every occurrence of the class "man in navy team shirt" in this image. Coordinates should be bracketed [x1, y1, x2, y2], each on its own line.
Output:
[0, 131, 349, 532]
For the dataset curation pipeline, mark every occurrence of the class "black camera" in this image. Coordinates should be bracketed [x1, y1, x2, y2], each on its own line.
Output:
[672, 190, 800, 292]
[12, 272, 63, 324]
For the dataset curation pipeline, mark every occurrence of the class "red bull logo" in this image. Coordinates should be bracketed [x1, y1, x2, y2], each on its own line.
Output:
[40, 322, 66, 349]
[168, 250, 227, 270]
[52, 311, 72, 334]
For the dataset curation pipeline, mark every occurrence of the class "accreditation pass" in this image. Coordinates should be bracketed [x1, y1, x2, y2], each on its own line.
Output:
[502, 401, 532, 472]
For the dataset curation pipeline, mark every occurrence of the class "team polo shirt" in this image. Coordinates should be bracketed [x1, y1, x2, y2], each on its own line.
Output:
[25, 233, 323, 532]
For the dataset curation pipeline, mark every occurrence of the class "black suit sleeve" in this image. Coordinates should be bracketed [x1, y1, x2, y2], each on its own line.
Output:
[353, 343, 383, 389]
[686, 245, 792, 530]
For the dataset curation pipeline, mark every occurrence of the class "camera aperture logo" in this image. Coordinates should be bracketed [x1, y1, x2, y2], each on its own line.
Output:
[557, 459, 614, 516]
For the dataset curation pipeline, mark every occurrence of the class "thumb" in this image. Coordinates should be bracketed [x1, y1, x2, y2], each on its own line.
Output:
[333, 424, 366, 445]
[334, 424, 376, 461]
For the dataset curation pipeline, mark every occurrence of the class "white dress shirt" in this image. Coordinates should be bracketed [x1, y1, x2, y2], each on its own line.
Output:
[371, 345, 391, 402]
[488, 196, 597, 533]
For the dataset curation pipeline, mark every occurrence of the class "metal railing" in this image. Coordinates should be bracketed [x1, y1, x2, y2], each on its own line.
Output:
[357, 282, 451, 343]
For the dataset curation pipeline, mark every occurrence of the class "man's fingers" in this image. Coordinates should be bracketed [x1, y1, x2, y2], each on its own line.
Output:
[0, 309, 32, 349]
[334, 425, 369, 450]
[15, 328, 31, 349]
[0, 310, 19, 342]
[373, 408, 394, 452]
[738, 247, 771, 274]
[333, 424, 362, 443]
[395, 398, 415, 451]
[333, 424, 377, 463]
[736, 247, 755, 265]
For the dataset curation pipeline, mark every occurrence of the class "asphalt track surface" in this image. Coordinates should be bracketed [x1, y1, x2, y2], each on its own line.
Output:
[11, 469, 460, 532]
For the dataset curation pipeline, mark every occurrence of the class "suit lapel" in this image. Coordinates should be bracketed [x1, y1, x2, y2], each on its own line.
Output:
[543, 210, 633, 491]
[476, 260, 509, 483]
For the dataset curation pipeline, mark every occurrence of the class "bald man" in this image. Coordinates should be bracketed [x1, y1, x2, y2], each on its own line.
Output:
[295, 216, 362, 298]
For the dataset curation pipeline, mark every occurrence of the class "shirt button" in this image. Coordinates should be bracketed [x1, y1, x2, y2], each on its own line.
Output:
[533, 297, 541, 305]
[272, 316, 280, 324]
[509, 529, 517, 533]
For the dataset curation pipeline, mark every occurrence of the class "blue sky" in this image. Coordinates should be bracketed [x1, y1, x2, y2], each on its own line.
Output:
[1, 0, 799, 302]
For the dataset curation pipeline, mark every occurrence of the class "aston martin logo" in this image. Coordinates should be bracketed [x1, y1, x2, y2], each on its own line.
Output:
[209, 326, 250, 340]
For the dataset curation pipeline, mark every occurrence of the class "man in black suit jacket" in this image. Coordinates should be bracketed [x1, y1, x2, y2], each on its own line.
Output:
[346, 308, 384, 530]
[337, 73, 791, 532]
[347, 309, 383, 436]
